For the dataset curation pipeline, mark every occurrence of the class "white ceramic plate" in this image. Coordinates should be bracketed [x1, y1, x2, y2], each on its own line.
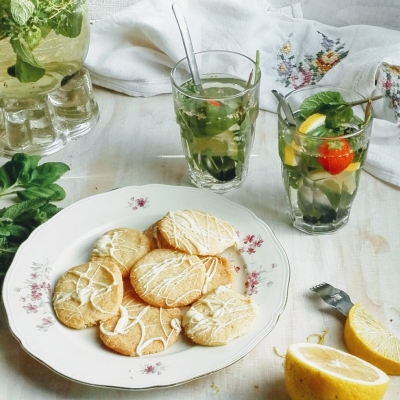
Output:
[3, 184, 290, 390]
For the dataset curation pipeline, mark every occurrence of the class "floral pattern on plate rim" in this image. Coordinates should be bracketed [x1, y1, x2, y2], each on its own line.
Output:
[14, 260, 55, 331]
[128, 196, 150, 210]
[236, 232, 278, 296]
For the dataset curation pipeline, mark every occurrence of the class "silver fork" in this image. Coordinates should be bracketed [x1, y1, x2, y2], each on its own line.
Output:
[310, 282, 354, 316]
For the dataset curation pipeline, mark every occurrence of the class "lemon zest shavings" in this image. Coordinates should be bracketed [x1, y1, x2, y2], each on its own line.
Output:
[307, 329, 328, 344]
[273, 346, 286, 358]
[211, 382, 219, 393]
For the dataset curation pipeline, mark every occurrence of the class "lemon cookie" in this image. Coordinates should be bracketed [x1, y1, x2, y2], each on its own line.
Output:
[158, 210, 239, 255]
[100, 281, 182, 356]
[144, 220, 173, 251]
[200, 255, 237, 295]
[182, 286, 259, 346]
[52, 260, 123, 329]
[130, 248, 206, 308]
[90, 228, 151, 278]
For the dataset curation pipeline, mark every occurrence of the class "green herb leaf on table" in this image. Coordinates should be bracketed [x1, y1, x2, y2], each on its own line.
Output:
[0, 154, 69, 280]
[0, 153, 69, 199]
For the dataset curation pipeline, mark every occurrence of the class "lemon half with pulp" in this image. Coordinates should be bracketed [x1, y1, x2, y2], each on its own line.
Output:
[344, 303, 400, 375]
[284, 342, 389, 400]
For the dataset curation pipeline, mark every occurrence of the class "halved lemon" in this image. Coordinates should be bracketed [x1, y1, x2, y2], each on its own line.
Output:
[299, 113, 326, 134]
[285, 342, 389, 400]
[192, 130, 238, 157]
[344, 303, 400, 375]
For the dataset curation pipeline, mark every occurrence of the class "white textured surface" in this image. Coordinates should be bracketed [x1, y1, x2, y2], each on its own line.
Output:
[88, 0, 400, 29]
[0, 89, 399, 399]
[269, 0, 400, 29]
[87, 0, 141, 21]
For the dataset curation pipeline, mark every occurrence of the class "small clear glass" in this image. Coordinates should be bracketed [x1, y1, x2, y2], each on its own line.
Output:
[171, 50, 261, 193]
[278, 85, 373, 234]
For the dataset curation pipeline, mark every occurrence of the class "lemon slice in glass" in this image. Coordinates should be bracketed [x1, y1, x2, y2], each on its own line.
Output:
[192, 130, 238, 157]
[299, 113, 326, 134]
[285, 342, 389, 400]
[344, 303, 400, 375]
[283, 140, 302, 166]
[344, 162, 361, 172]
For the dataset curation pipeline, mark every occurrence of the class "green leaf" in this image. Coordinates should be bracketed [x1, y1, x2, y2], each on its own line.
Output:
[10, 37, 45, 83]
[325, 105, 354, 129]
[0, 224, 30, 239]
[32, 203, 61, 224]
[57, 10, 83, 38]
[22, 25, 42, 50]
[0, 228, 11, 237]
[0, 160, 14, 191]
[0, 238, 19, 274]
[300, 91, 346, 119]
[10, 0, 35, 25]
[30, 162, 70, 186]
[11, 153, 40, 184]
[13, 202, 61, 228]
[17, 183, 66, 201]
[14, 54, 45, 83]
[180, 101, 241, 138]
[0, 197, 49, 220]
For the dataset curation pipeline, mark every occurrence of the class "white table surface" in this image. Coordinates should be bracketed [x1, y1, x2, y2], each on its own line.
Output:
[1, 86, 400, 399]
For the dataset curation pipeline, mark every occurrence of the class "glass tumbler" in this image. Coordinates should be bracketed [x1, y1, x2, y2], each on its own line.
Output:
[278, 85, 373, 234]
[171, 50, 261, 193]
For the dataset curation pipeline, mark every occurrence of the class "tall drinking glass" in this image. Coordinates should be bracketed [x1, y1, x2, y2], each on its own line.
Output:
[278, 85, 373, 234]
[171, 50, 260, 193]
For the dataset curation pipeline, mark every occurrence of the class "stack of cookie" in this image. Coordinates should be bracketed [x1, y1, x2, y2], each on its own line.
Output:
[52, 210, 259, 357]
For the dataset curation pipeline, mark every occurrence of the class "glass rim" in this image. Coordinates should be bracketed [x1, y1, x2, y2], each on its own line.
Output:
[277, 84, 374, 141]
[170, 50, 261, 101]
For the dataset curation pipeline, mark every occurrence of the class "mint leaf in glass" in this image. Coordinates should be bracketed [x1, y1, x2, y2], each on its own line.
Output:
[10, 0, 35, 26]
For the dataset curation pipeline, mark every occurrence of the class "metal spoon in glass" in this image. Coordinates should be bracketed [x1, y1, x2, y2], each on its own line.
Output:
[272, 89, 297, 127]
[172, 3, 204, 94]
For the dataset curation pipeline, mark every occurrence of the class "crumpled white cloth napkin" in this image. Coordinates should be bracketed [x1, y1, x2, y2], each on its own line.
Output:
[84, 0, 400, 187]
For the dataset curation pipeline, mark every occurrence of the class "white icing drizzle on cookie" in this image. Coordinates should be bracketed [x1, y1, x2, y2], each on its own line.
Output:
[170, 318, 181, 333]
[93, 235, 113, 256]
[163, 210, 239, 255]
[201, 256, 218, 294]
[92, 229, 143, 271]
[182, 286, 259, 345]
[53, 261, 120, 315]
[135, 251, 204, 307]
[100, 300, 182, 356]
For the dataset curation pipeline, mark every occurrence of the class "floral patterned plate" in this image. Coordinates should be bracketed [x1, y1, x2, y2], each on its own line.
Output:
[2, 184, 290, 390]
